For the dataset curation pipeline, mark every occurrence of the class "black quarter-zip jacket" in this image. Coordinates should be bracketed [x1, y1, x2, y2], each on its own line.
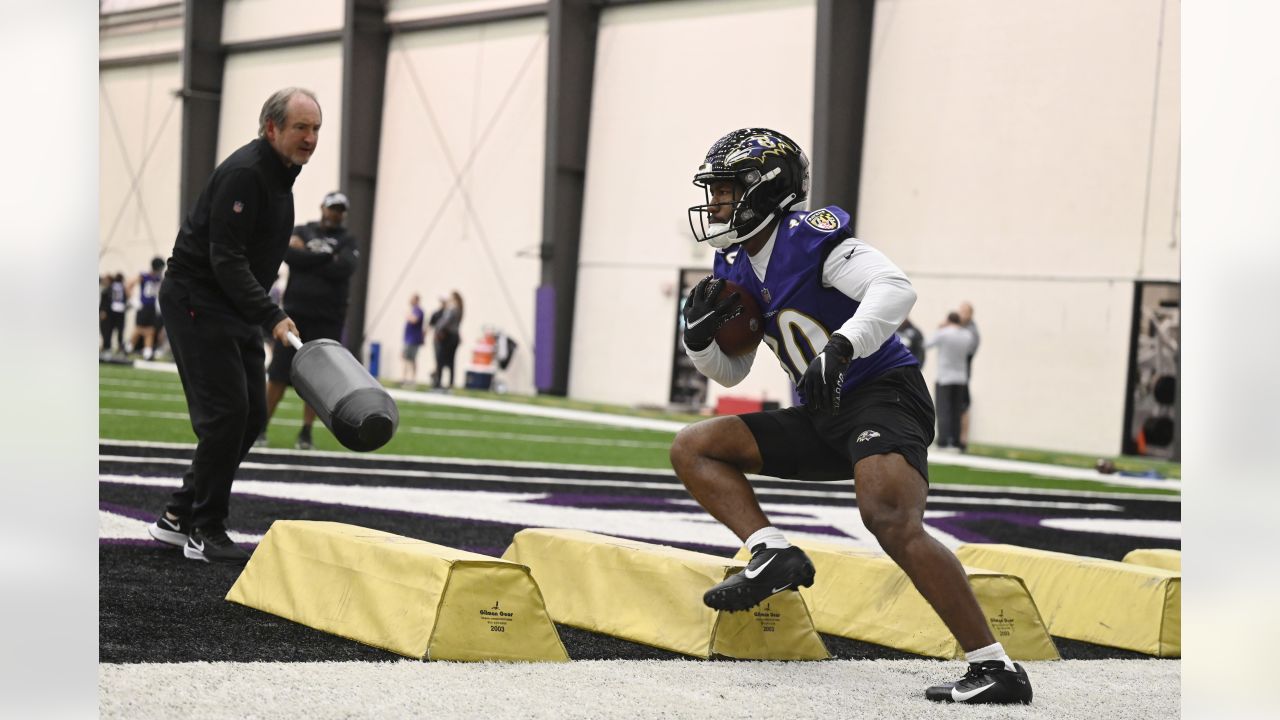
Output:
[165, 137, 301, 329]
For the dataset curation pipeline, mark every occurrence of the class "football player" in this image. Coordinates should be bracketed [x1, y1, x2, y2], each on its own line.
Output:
[672, 128, 1032, 705]
[127, 257, 166, 360]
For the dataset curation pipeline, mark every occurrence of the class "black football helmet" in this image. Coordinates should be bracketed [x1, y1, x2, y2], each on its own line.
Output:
[688, 128, 810, 248]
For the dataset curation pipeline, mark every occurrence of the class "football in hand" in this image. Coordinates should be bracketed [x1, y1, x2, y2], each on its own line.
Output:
[713, 280, 764, 356]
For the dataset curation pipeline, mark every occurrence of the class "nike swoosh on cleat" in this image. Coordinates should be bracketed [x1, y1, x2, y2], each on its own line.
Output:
[742, 555, 776, 579]
[771, 585, 791, 593]
[952, 682, 997, 702]
[190, 540, 205, 553]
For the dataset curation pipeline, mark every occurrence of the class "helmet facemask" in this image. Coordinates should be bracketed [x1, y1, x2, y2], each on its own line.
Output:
[688, 168, 782, 249]
[687, 128, 810, 250]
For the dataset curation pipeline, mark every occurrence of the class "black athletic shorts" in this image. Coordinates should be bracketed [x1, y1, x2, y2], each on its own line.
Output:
[739, 365, 936, 483]
[266, 316, 344, 384]
[135, 304, 159, 328]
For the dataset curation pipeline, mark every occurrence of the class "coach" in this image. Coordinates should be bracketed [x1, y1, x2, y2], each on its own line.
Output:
[147, 87, 320, 565]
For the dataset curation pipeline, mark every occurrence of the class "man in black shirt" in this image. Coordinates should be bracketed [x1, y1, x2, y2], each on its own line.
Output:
[147, 87, 319, 565]
[895, 316, 926, 370]
[260, 191, 360, 450]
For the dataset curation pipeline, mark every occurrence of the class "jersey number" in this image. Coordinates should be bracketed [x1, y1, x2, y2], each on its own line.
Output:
[762, 309, 832, 384]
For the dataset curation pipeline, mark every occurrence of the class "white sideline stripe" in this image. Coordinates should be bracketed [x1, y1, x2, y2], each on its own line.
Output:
[100, 377, 181, 389]
[1040, 517, 1183, 540]
[387, 388, 690, 433]
[102, 408, 197, 421]
[97, 458, 1124, 511]
[97, 439, 1179, 502]
[103, 438, 681, 474]
[102, 390, 188, 402]
[400, 426, 669, 448]
[929, 452, 1182, 490]
[99, 408, 671, 448]
[98, 658, 1181, 720]
[130, 359, 179, 373]
[98, 511, 262, 544]
[101, 382, 635, 431]
[130, 361, 1183, 489]
[131, 359, 689, 433]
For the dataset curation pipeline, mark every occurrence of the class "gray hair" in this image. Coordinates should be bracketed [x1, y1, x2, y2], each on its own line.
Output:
[258, 87, 320, 137]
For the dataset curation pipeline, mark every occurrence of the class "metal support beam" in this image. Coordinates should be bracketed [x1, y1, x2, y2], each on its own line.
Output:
[811, 0, 875, 230]
[178, 0, 226, 220]
[100, 50, 181, 70]
[387, 3, 547, 34]
[223, 29, 345, 55]
[340, 0, 391, 356]
[536, 0, 599, 396]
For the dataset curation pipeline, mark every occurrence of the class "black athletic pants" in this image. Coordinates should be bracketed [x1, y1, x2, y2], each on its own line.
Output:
[102, 312, 125, 351]
[935, 382, 966, 449]
[433, 333, 460, 388]
[159, 278, 267, 530]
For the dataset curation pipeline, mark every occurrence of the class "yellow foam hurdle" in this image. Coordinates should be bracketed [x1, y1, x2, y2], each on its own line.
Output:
[226, 520, 568, 662]
[733, 540, 1058, 660]
[1122, 548, 1181, 572]
[956, 543, 1180, 657]
[502, 528, 829, 660]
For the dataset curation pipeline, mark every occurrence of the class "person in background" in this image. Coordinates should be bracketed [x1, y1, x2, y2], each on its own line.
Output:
[127, 257, 166, 360]
[260, 191, 360, 450]
[102, 272, 128, 358]
[145, 87, 317, 565]
[895, 317, 926, 369]
[401, 293, 425, 387]
[431, 290, 464, 390]
[957, 301, 979, 451]
[99, 274, 113, 355]
[926, 311, 978, 451]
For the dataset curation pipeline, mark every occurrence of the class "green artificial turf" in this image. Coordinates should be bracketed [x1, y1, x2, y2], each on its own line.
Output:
[98, 364, 1180, 495]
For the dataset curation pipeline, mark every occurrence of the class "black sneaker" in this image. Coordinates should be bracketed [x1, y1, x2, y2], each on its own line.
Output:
[184, 526, 251, 565]
[926, 661, 1033, 704]
[147, 514, 190, 548]
[294, 426, 313, 450]
[703, 545, 815, 612]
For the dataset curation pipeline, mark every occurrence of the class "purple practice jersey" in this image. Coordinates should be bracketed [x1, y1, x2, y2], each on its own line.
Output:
[138, 272, 161, 308]
[713, 205, 918, 402]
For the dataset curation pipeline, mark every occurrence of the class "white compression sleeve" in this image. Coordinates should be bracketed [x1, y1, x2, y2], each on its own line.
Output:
[821, 237, 918, 358]
[684, 338, 756, 387]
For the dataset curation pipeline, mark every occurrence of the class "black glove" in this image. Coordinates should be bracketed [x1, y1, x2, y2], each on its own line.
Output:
[800, 334, 854, 414]
[682, 276, 743, 352]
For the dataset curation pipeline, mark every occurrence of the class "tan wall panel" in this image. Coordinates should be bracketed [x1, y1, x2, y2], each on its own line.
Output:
[217, 44, 345, 234]
[364, 20, 547, 391]
[909, 275, 1133, 455]
[1138, 0, 1180, 281]
[99, 62, 184, 281]
[858, 0, 1179, 281]
[222, 0, 344, 45]
[571, 0, 815, 407]
[99, 18, 183, 61]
